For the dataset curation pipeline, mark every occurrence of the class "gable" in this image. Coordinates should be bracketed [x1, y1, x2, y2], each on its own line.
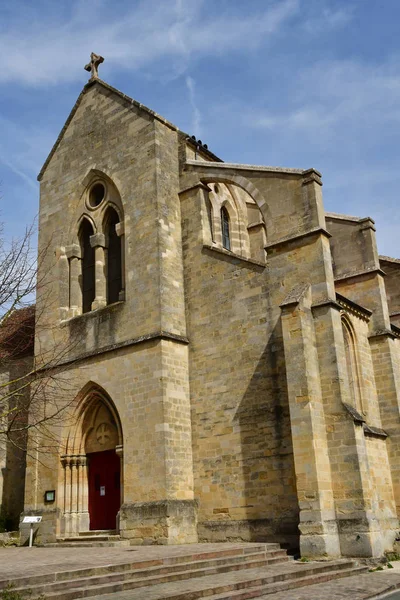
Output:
[37, 79, 178, 182]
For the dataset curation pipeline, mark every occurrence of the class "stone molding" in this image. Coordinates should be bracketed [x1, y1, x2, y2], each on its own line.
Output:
[178, 182, 211, 196]
[265, 227, 331, 252]
[368, 328, 399, 341]
[36, 330, 190, 372]
[202, 244, 266, 269]
[343, 402, 388, 439]
[334, 267, 385, 284]
[89, 233, 106, 248]
[336, 293, 372, 322]
[65, 244, 82, 260]
[185, 159, 309, 176]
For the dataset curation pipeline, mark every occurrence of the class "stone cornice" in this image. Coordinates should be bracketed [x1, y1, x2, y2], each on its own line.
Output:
[265, 227, 331, 252]
[391, 324, 400, 338]
[336, 293, 372, 322]
[379, 255, 400, 265]
[334, 267, 385, 284]
[368, 329, 398, 341]
[202, 244, 266, 269]
[311, 299, 342, 313]
[363, 424, 388, 439]
[178, 182, 211, 196]
[325, 212, 375, 225]
[185, 159, 314, 176]
[36, 330, 189, 372]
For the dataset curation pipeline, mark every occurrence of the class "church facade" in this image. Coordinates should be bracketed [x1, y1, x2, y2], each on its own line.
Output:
[2, 72, 400, 558]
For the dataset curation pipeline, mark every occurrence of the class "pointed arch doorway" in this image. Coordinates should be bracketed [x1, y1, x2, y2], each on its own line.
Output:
[61, 386, 123, 535]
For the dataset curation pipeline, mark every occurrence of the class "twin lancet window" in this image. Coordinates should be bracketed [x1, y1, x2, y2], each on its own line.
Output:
[64, 180, 125, 318]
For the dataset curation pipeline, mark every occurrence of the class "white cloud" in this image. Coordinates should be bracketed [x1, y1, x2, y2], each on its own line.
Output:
[0, 115, 49, 189]
[0, 0, 299, 86]
[251, 59, 400, 137]
[185, 75, 202, 137]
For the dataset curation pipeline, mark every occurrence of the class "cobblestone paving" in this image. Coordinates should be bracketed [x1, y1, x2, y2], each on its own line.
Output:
[263, 568, 400, 600]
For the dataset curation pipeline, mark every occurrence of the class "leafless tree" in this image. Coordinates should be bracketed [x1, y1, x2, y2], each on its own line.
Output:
[0, 223, 79, 455]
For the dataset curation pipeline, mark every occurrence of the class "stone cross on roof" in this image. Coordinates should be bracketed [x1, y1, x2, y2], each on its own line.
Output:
[84, 52, 104, 79]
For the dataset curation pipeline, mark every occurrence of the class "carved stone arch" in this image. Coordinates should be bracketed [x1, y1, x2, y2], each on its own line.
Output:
[61, 382, 123, 536]
[200, 174, 271, 239]
[66, 381, 123, 455]
[101, 203, 123, 236]
[341, 313, 363, 413]
[69, 169, 124, 242]
[81, 169, 124, 215]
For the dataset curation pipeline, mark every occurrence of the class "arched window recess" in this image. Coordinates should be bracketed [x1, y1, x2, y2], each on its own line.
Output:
[79, 218, 96, 314]
[103, 206, 124, 304]
[221, 206, 231, 251]
[341, 316, 363, 414]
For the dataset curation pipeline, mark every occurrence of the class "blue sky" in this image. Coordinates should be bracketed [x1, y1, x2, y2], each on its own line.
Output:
[0, 0, 399, 257]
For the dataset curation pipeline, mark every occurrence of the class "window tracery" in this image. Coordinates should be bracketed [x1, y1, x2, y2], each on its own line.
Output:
[63, 173, 125, 319]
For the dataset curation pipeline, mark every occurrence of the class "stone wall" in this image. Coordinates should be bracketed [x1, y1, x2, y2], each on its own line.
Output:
[0, 355, 32, 530]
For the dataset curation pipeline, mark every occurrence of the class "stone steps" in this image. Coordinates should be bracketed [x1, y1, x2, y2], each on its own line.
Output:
[0, 545, 276, 590]
[0, 545, 368, 600]
[79, 563, 368, 600]
[46, 532, 130, 547]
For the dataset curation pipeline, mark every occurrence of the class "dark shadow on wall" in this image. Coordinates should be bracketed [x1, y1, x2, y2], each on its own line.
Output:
[234, 319, 299, 551]
[0, 363, 28, 531]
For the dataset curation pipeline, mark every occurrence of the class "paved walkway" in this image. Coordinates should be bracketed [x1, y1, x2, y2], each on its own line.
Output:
[266, 564, 400, 600]
[0, 545, 400, 599]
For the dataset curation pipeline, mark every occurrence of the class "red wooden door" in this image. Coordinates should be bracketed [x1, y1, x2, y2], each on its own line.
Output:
[88, 449, 121, 530]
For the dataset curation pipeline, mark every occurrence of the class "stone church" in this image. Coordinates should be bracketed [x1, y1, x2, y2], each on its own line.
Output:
[1, 58, 400, 558]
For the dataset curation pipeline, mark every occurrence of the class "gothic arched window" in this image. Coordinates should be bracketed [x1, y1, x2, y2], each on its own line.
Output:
[79, 219, 95, 313]
[342, 318, 362, 412]
[206, 195, 214, 242]
[221, 206, 231, 251]
[104, 207, 122, 305]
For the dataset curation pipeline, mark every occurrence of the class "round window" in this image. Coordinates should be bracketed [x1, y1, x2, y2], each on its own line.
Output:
[88, 182, 106, 208]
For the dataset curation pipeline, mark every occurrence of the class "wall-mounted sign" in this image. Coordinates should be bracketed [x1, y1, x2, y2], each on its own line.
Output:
[44, 490, 56, 503]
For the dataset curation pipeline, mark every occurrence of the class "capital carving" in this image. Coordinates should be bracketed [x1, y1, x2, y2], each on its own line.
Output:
[115, 222, 125, 237]
[90, 233, 106, 248]
[65, 244, 82, 260]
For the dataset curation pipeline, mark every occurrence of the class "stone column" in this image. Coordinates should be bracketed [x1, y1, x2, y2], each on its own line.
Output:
[65, 244, 82, 317]
[90, 233, 107, 310]
[58, 247, 70, 320]
[70, 456, 79, 535]
[281, 285, 341, 558]
[115, 222, 125, 301]
[77, 455, 90, 532]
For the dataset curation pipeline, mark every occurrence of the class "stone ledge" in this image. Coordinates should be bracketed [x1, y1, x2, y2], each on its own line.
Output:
[185, 159, 306, 175]
[37, 330, 190, 372]
[265, 227, 331, 252]
[336, 293, 372, 321]
[202, 245, 266, 269]
[334, 267, 385, 284]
